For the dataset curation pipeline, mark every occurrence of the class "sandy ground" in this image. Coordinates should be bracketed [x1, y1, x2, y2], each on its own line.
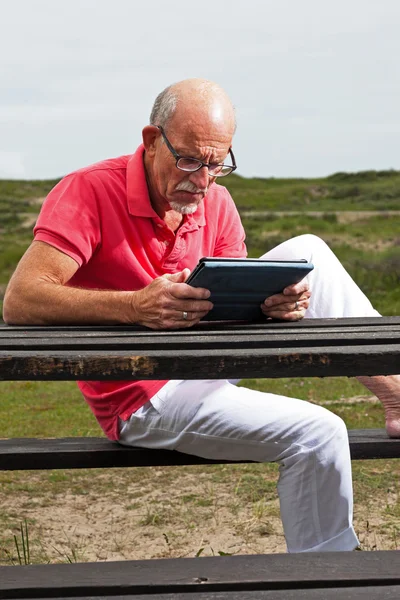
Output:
[1, 460, 398, 565]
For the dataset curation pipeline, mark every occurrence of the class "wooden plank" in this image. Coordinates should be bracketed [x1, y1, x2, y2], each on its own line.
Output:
[2, 318, 400, 347]
[2, 318, 400, 336]
[0, 437, 235, 470]
[0, 430, 398, 471]
[3, 327, 400, 350]
[1, 343, 400, 380]
[1, 316, 400, 335]
[0, 552, 399, 597]
[27, 587, 400, 600]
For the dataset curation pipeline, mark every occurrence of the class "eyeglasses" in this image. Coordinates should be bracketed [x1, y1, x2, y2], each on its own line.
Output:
[156, 126, 237, 177]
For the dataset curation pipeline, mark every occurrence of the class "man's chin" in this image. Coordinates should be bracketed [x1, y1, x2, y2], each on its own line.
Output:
[169, 200, 200, 215]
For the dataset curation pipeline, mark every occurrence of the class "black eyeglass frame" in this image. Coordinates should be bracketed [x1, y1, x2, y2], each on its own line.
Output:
[156, 125, 237, 177]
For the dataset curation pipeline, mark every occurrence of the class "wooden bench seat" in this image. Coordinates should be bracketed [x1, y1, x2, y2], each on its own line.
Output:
[1, 551, 400, 599]
[0, 429, 399, 471]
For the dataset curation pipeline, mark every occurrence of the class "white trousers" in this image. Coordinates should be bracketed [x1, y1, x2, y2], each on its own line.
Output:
[120, 235, 380, 553]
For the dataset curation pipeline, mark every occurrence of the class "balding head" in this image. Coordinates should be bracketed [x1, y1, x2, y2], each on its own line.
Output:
[150, 78, 236, 136]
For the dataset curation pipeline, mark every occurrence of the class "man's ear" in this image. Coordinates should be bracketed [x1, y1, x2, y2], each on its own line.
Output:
[142, 126, 159, 157]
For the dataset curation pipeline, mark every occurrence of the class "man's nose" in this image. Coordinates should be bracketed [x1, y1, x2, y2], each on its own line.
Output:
[189, 166, 211, 189]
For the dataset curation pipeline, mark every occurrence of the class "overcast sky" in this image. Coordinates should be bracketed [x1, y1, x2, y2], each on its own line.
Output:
[1, 0, 400, 180]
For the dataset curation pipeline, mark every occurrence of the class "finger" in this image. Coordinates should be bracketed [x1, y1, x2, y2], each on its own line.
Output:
[159, 296, 213, 317]
[164, 310, 210, 330]
[170, 282, 212, 301]
[261, 303, 302, 316]
[162, 269, 191, 284]
[264, 297, 309, 313]
[292, 299, 310, 311]
[287, 296, 310, 312]
[144, 310, 209, 330]
[177, 310, 192, 323]
[174, 309, 210, 323]
[177, 300, 214, 315]
[261, 306, 305, 321]
[283, 281, 310, 296]
[282, 290, 311, 302]
[264, 289, 311, 309]
[261, 299, 306, 318]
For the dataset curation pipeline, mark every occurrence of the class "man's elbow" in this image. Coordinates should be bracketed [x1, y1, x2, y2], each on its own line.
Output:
[2, 286, 36, 325]
[3, 297, 24, 325]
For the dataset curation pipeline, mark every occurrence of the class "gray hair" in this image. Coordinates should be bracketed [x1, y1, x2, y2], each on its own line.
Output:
[149, 85, 177, 129]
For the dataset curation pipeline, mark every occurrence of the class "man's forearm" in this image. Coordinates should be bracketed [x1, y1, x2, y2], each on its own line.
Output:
[3, 281, 136, 325]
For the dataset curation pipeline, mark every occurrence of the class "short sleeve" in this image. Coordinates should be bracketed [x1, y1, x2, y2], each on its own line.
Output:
[34, 172, 101, 266]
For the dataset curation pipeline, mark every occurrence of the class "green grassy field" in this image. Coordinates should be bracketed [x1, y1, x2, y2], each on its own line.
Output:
[224, 169, 400, 212]
[0, 172, 399, 563]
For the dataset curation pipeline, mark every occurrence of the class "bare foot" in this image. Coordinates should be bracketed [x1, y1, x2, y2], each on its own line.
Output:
[356, 375, 400, 438]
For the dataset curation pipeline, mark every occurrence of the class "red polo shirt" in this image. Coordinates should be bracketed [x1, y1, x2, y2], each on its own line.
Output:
[34, 145, 247, 440]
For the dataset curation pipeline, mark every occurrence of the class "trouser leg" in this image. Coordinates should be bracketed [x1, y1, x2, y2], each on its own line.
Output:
[119, 379, 359, 553]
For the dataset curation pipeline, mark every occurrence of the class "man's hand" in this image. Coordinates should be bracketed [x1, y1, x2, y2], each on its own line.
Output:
[131, 269, 213, 329]
[261, 280, 311, 321]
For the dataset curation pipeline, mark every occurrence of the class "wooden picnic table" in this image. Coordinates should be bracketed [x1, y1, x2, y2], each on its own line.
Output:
[1, 316, 400, 380]
[1, 316, 400, 599]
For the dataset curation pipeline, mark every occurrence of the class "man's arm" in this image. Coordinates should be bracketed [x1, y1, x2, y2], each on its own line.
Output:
[3, 241, 212, 328]
[3, 241, 135, 325]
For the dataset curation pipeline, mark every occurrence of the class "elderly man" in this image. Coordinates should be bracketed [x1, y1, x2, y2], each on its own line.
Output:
[3, 78, 400, 554]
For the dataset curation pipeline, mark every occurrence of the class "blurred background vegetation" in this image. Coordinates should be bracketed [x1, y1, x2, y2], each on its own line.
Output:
[1, 169, 400, 318]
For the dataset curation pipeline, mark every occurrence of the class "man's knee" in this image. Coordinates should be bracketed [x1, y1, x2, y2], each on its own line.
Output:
[285, 233, 332, 255]
[293, 233, 327, 248]
[320, 408, 348, 442]
[259, 233, 332, 261]
[297, 406, 348, 454]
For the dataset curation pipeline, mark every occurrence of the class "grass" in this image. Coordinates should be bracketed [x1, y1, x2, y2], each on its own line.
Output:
[221, 169, 400, 212]
[0, 381, 100, 437]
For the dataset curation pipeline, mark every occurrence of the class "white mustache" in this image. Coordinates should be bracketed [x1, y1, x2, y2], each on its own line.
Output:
[175, 180, 207, 194]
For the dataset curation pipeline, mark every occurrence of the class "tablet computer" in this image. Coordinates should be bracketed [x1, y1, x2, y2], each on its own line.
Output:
[186, 257, 314, 321]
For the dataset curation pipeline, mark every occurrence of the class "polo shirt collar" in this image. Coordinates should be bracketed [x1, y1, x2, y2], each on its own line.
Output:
[126, 145, 206, 226]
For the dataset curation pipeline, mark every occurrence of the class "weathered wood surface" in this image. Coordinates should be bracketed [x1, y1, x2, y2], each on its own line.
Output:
[1, 317, 400, 380]
[0, 429, 399, 471]
[2, 317, 400, 345]
[1, 551, 399, 598]
[16, 588, 400, 600]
